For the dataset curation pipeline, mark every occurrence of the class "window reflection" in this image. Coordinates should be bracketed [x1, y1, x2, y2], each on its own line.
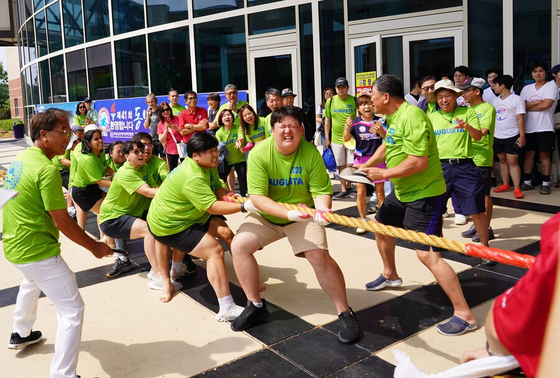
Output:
[147, 0, 187, 27]
[67, 50, 88, 101]
[193, 0, 243, 18]
[112, 0, 144, 35]
[88, 43, 114, 100]
[47, 3, 63, 53]
[84, 0, 110, 42]
[40, 60, 52, 103]
[248, 7, 295, 35]
[51, 55, 67, 103]
[348, 0, 461, 21]
[63, 0, 84, 47]
[35, 10, 48, 57]
[115, 36, 148, 98]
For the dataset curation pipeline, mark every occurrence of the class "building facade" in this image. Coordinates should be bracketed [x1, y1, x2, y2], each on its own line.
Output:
[13, 0, 560, 124]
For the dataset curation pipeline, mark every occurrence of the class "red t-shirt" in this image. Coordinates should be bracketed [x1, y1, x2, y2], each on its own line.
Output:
[179, 107, 208, 143]
[493, 212, 559, 378]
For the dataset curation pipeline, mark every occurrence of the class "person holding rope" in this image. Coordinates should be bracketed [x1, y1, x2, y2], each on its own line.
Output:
[360, 75, 477, 336]
[229, 106, 361, 344]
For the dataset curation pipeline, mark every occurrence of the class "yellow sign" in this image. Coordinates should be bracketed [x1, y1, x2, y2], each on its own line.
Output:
[355, 71, 377, 96]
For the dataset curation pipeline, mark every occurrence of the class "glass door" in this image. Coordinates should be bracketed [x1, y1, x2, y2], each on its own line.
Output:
[249, 47, 298, 116]
[403, 29, 462, 92]
[349, 35, 381, 96]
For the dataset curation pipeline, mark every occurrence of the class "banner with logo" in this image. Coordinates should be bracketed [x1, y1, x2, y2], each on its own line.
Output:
[355, 71, 377, 97]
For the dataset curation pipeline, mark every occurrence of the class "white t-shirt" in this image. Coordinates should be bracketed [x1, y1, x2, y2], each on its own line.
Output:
[490, 93, 526, 139]
[519, 81, 558, 133]
[482, 87, 498, 103]
[404, 93, 419, 106]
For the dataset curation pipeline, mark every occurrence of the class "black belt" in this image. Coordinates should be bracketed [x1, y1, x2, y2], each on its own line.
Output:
[440, 158, 473, 165]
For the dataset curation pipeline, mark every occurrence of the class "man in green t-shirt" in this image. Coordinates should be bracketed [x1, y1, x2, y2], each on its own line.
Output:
[230, 106, 361, 345]
[147, 133, 257, 318]
[3, 109, 112, 377]
[360, 75, 478, 336]
[168, 88, 185, 116]
[459, 77, 497, 245]
[324, 77, 357, 199]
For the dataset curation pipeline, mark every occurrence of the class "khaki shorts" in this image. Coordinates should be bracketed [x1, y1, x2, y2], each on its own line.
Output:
[237, 213, 328, 255]
[331, 142, 354, 167]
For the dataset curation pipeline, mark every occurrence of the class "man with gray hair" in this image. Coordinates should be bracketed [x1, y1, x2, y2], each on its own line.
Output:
[264, 88, 283, 134]
[216, 84, 249, 128]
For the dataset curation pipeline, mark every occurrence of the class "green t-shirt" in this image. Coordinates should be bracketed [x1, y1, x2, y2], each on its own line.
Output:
[3, 147, 68, 264]
[245, 117, 269, 143]
[68, 144, 81, 188]
[248, 137, 333, 225]
[72, 115, 88, 127]
[107, 156, 123, 173]
[147, 157, 227, 237]
[170, 104, 185, 117]
[324, 95, 356, 144]
[73, 149, 108, 188]
[470, 102, 496, 167]
[217, 101, 249, 128]
[52, 150, 70, 171]
[98, 162, 155, 224]
[428, 106, 480, 160]
[145, 155, 169, 186]
[215, 124, 246, 165]
[384, 102, 446, 203]
[265, 113, 273, 137]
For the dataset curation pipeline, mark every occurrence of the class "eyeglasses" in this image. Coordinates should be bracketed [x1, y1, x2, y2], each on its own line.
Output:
[162, 108, 171, 112]
[130, 149, 145, 155]
[79, 106, 86, 109]
[421, 85, 435, 91]
[143, 143, 153, 148]
[187, 97, 197, 101]
[225, 91, 237, 96]
[48, 129, 72, 138]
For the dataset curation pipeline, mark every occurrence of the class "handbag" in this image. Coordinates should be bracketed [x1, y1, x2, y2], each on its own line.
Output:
[169, 128, 185, 159]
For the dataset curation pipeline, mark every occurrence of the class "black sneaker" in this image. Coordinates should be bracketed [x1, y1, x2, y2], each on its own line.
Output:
[184, 255, 197, 275]
[8, 330, 42, 350]
[348, 187, 357, 198]
[230, 299, 270, 331]
[540, 185, 551, 195]
[106, 258, 133, 278]
[337, 308, 361, 344]
[333, 191, 350, 200]
[472, 227, 495, 243]
[460, 224, 477, 238]
[520, 183, 534, 191]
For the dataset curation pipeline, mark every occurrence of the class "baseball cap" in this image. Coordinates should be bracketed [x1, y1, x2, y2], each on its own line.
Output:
[84, 125, 98, 133]
[429, 79, 463, 102]
[71, 125, 83, 133]
[66, 135, 80, 150]
[281, 88, 297, 97]
[458, 77, 486, 90]
[84, 97, 92, 103]
[551, 64, 560, 75]
[335, 77, 349, 87]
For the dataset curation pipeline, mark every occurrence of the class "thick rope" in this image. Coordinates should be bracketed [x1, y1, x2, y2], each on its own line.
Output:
[230, 196, 535, 269]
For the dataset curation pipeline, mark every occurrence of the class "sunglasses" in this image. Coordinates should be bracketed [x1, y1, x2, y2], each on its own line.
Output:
[421, 85, 435, 91]
[79, 106, 86, 109]
[162, 108, 171, 112]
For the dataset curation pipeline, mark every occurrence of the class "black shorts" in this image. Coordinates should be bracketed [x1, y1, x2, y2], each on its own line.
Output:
[60, 170, 69, 190]
[525, 131, 555, 152]
[71, 185, 103, 212]
[375, 191, 445, 252]
[148, 215, 226, 253]
[100, 215, 138, 240]
[442, 160, 485, 215]
[494, 135, 520, 155]
[477, 166, 493, 195]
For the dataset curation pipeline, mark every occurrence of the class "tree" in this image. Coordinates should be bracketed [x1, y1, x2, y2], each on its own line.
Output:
[0, 61, 9, 109]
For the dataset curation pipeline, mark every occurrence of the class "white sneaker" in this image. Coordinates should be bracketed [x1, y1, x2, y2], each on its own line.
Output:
[170, 263, 187, 280]
[147, 268, 155, 280]
[67, 206, 76, 218]
[148, 276, 183, 291]
[454, 214, 467, 225]
[442, 211, 449, 218]
[215, 304, 244, 322]
[356, 227, 366, 234]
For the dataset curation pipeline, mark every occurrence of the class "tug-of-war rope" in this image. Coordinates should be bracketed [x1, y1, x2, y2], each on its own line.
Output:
[227, 195, 535, 269]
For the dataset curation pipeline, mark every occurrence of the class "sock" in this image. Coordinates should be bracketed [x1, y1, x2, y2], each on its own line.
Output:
[172, 261, 183, 271]
[118, 255, 128, 262]
[218, 295, 234, 312]
[543, 181, 550, 187]
[524, 179, 532, 185]
[252, 301, 263, 308]
[542, 175, 551, 184]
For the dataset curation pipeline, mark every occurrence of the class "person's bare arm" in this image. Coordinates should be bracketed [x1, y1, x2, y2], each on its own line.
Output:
[455, 118, 482, 141]
[136, 183, 158, 198]
[362, 154, 427, 182]
[49, 209, 113, 258]
[516, 114, 526, 146]
[324, 117, 331, 149]
[360, 144, 386, 168]
[250, 194, 293, 220]
[61, 158, 71, 168]
[526, 99, 554, 111]
[96, 179, 112, 188]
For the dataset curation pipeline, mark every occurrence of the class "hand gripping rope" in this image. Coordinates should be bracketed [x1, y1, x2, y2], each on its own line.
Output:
[227, 196, 535, 269]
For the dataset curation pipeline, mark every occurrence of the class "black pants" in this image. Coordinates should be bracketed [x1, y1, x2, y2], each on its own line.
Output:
[219, 160, 247, 196]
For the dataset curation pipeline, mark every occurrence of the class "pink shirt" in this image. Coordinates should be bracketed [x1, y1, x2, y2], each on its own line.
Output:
[179, 107, 208, 143]
[157, 116, 183, 155]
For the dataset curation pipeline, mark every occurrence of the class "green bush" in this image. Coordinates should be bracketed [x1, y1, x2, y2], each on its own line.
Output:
[0, 118, 17, 132]
[0, 107, 11, 120]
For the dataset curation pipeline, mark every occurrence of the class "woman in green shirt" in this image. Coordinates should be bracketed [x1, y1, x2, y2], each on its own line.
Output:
[215, 109, 247, 196]
[72, 102, 89, 128]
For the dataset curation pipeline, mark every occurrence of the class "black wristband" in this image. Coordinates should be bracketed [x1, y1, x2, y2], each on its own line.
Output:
[240, 203, 247, 213]
[485, 341, 493, 356]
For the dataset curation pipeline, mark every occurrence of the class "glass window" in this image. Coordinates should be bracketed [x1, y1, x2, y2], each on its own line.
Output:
[409, 37, 455, 80]
[248, 7, 295, 35]
[513, 0, 551, 93]
[348, 0, 461, 21]
[112, 0, 145, 35]
[17, 0, 25, 30]
[35, 10, 48, 57]
[299, 3, 315, 139]
[30, 64, 40, 105]
[382, 37, 403, 79]
[40, 59, 52, 103]
[148, 27, 192, 95]
[248, 0, 280, 6]
[47, 3, 63, 53]
[67, 50, 88, 101]
[319, 0, 345, 91]
[24, 0, 32, 19]
[194, 16, 247, 93]
[34, 0, 44, 11]
[21, 23, 28, 66]
[28, 20, 36, 62]
[24, 67, 32, 106]
[87, 43, 114, 100]
[468, 0, 503, 79]
[63, 0, 84, 47]
[147, 0, 187, 27]
[115, 36, 148, 98]
[193, 0, 243, 18]
[50, 55, 67, 103]
[84, 0, 110, 42]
